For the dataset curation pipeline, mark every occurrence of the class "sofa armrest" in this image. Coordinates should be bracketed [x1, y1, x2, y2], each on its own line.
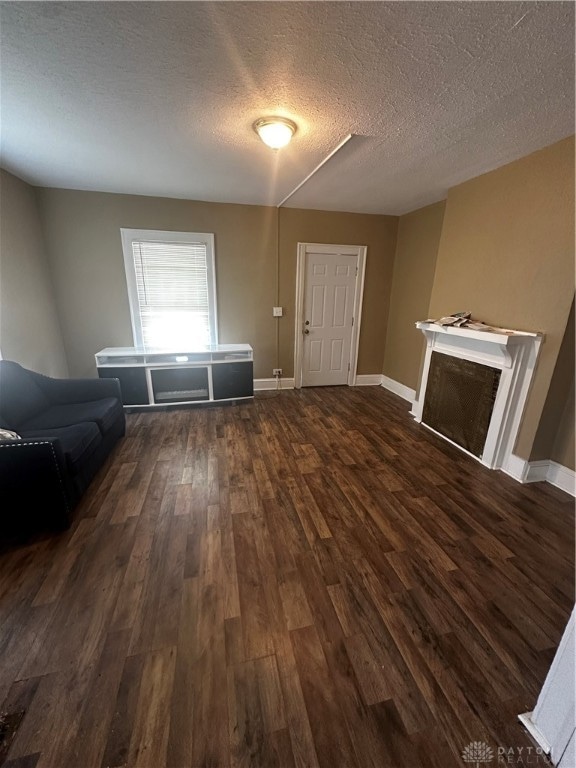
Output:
[26, 370, 123, 404]
[0, 437, 73, 530]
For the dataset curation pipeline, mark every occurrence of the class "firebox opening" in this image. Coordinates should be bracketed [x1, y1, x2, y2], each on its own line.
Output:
[422, 352, 501, 458]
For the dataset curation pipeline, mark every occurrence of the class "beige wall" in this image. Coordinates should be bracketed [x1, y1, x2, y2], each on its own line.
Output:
[428, 136, 575, 460]
[37, 190, 278, 378]
[36, 189, 397, 378]
[0, 170, 67, 377]
[278, 208, 398, 376]
[382, 201, 445, 389]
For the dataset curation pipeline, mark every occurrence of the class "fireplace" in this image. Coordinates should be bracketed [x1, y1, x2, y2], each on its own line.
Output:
[412, 322, 543, 473]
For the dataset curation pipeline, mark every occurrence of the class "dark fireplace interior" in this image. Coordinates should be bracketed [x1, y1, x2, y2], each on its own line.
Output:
[422, 352, 501, 458]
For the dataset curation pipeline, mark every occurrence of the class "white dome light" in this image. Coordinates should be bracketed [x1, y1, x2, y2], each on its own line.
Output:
[253, 117, 297, 149]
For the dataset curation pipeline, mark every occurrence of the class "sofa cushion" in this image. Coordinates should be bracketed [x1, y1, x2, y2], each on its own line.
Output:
[19, 397, 124, 436]
[0, 361, 50, 429]
[19, 422, 102, 474]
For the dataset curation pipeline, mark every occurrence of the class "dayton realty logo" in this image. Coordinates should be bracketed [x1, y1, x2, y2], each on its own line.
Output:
[462, 741, 548, 765]
[462, 741, 494, 767]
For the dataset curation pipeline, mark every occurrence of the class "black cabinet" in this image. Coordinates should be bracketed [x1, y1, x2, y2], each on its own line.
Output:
[98, 366, 149, 405]
[212, 362, 254, 400]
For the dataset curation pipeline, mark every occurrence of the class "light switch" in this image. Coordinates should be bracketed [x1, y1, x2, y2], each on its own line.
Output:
[273, 307, 283, 317]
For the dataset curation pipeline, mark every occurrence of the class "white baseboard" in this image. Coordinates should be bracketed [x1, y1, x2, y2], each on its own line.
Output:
[525, 460, 551, 483]
[355, 373, 417, 403]
[547, 460, 576, 496]
[355, 374, 382, 386]
[255, 374, 412, 399]
[381, 375, 416, 404]
[254, 378, 295, 391]
[255, 374, 413, 396]
[500, 454, 527, 483]
[518, 712, 551, 755]
[502, 453, 530, 482]
[502, 455, 576, 497]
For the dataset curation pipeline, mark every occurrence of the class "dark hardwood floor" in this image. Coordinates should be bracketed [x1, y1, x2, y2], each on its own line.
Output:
[0, 386, 574, 768]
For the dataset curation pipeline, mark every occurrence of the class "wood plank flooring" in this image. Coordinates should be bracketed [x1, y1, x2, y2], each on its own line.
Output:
[0, 386, 574, 768]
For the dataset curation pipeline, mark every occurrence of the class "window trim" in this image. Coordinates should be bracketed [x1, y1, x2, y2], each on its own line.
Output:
[120, 228, 218, 348]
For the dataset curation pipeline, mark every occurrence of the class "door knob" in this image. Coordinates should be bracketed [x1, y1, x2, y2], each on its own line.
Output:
[304, 329, 310, 335]
[305, 320, 310, 325]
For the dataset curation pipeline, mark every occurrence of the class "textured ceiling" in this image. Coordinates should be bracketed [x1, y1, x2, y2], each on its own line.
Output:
[1, 2, 574, 214]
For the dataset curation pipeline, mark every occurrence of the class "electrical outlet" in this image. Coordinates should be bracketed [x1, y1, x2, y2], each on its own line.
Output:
[273, 368, 282, 377]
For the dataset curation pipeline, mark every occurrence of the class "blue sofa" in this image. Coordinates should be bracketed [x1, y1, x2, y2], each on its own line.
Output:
[0, 360, 125, 534]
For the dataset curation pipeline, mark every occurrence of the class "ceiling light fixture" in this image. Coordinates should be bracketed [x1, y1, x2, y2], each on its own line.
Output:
[253, 116, 297, 149]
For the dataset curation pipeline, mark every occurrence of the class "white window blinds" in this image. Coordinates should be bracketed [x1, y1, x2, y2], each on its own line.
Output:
[121, 230, 217, 349]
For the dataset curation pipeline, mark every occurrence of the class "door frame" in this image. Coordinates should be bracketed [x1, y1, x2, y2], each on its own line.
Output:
[294, 242, 367, 389]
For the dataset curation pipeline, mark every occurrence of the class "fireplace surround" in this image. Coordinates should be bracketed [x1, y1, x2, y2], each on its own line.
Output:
[412, 322, 543, 474]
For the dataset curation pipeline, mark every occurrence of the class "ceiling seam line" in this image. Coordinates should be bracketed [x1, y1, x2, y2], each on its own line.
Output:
[276, 133, 354, 209]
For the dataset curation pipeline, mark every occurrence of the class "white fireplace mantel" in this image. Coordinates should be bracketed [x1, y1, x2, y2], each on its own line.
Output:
[411, 321, 543, 473]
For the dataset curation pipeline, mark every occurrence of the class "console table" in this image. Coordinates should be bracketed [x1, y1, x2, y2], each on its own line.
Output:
[95, 344, 253, 407]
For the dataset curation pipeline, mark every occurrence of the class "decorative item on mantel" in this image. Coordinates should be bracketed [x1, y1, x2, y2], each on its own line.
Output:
[421, 312, 531, 335]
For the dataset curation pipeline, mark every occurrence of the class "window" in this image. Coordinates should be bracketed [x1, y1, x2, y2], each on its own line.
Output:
[120, 229, 217, 349]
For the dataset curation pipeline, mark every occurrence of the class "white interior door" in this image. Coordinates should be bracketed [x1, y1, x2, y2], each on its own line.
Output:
[301, 248, 358, 387]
